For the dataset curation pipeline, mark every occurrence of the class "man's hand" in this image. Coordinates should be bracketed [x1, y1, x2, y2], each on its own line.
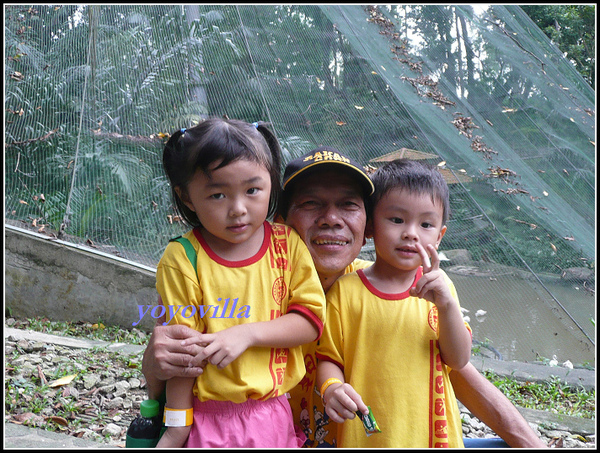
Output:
[142, 324, 207, 382]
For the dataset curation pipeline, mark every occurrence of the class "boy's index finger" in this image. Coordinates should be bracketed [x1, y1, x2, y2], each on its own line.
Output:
[427, 244, 440, 270]
[415, 242, 431, 270]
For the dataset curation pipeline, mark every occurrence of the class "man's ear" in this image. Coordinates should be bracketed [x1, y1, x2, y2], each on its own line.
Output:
[365, 220, 374, 239]
[174, 186, 195, 212]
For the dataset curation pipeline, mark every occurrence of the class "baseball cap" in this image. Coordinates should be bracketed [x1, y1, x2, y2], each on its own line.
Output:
[282, 146, 375, 196]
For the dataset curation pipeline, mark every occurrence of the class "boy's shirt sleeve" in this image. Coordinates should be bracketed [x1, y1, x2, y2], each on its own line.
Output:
[156, 239, 204, 332]
[315, 278, 345, 371]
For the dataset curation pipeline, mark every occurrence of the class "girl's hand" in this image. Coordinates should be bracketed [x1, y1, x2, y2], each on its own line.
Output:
[410, 243, 454, 309]
[323, 382, 369, 423]
[196, 324, 254, 369]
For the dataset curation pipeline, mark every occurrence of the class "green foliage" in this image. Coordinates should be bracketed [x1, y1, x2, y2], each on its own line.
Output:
[483, 371, 596, 420]
[521, 5, 595, 89]
[4, 5, 595, 274]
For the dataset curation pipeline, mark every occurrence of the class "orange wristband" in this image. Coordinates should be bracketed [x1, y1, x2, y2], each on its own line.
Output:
[319, 377, 343, 405]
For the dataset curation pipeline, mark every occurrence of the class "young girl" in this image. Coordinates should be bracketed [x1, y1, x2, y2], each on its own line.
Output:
[155, 118, 326, 448]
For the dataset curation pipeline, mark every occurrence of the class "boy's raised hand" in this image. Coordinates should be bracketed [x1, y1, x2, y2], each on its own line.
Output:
[409, 243, 454, 309]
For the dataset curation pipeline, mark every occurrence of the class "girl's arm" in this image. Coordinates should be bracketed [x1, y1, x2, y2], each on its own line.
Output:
[188, 312, 319, 369]
[410, 243, 471, 370]
[156, 376, 195, 448]
[316, 360, 368, 423]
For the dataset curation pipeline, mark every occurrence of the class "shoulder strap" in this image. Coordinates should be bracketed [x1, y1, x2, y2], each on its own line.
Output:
[170, 236, 198, 276]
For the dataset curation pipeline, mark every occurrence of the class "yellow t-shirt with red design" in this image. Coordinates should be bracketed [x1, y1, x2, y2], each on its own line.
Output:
[156, 221, 325, 403]
[316, 267, 470, 448]
[288, 259, 371, 448]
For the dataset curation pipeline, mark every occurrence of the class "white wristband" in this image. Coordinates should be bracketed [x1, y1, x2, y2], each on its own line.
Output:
[163, 407, 193, 427]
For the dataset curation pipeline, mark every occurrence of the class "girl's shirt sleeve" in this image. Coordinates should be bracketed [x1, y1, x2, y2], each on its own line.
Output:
[156, 238, 204, 333]
[282, 226, 326, 339]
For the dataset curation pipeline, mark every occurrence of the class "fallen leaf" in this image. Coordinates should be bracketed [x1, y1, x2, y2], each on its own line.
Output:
[550, 243, 557, 253]
[437, 161, 446, 167]
[543, 191, 549, 196]
[13, 412, 45, 425]
[49, 374, 78, 388]
[45, 415, 69, 427]
[354, 105, 364, 110]
[38, 365, 48, 385]
[335, 121, 346, 126]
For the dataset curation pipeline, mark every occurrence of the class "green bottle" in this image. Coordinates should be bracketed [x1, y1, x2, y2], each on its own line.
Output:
[125, 399, 161, 448]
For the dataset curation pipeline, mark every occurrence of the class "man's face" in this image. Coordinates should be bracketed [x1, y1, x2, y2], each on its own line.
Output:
[285, 170, 367, 287]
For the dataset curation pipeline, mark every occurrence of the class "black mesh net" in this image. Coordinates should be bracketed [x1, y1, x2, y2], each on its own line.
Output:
[5, 5, 595, 365]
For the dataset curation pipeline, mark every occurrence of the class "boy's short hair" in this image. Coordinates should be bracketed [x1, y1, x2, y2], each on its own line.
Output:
[368, 159, 450, 224]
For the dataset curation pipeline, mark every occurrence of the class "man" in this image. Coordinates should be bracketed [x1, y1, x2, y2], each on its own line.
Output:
[142, 146, 546, 448]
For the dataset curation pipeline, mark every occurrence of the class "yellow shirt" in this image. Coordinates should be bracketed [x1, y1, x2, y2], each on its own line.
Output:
[288, 259, 371, 447]
[156, 222, 326, 403]
[316, 267, 468, 448]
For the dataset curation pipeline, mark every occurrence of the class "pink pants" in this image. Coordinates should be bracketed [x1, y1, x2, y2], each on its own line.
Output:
[184, 395, 305, 448]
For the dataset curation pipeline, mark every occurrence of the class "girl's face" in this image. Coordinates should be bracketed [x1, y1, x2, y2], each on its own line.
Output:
[177, 159, 272, 259]
[368, 187, 446, 274]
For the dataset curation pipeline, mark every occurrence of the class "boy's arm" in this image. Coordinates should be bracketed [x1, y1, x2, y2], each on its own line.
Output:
[450, 364, 547, 448]
[411, 243, 471, 369]
[316, 360, 369, 423]
[156, 376, 195, 448]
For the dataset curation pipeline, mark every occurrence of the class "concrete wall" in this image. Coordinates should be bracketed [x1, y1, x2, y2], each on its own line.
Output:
[5, 225, 158, 331]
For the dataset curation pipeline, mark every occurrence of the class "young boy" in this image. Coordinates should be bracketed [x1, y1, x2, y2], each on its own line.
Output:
[316, 159, 472, 448]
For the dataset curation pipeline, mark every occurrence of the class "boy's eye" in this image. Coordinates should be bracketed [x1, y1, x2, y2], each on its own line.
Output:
[421, 222, 433, 228]
[391, 218, 403, 224]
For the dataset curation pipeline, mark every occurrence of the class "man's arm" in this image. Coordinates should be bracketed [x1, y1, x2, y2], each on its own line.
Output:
[450, 363, 547, 448]
[142, 321, 207, 399]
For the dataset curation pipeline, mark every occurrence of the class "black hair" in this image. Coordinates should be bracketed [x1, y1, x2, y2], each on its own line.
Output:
[162, 117, 281, 227]
[367, 159, 450, 224]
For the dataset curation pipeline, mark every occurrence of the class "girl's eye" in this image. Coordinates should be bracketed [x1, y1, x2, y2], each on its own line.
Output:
[210, 193, 225, 200]
[247, 187, 260, 195]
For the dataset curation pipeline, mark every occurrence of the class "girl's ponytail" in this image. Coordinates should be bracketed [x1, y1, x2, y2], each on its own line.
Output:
[254, 121, 282, 220]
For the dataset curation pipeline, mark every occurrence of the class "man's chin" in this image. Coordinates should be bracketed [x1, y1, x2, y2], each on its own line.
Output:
[313, 256, 354, 277]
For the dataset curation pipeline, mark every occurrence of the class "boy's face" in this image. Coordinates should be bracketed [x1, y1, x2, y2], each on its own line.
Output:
[368, 187, 447, 273]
